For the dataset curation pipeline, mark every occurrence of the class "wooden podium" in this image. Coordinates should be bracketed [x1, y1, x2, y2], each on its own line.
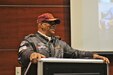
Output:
[38, 58, 109, 75]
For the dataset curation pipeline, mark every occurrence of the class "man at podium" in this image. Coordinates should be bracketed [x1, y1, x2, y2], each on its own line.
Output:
[18, 13, 110, 75]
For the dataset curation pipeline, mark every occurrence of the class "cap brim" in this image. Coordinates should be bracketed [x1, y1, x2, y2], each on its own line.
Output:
[46, 18, 60, 24]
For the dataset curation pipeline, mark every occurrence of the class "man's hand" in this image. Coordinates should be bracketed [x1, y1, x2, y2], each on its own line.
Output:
[30, 52, 46, 63]
[93, 53, 110, 64]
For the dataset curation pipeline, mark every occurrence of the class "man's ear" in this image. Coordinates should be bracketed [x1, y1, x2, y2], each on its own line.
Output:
[41, 23, 47, 31]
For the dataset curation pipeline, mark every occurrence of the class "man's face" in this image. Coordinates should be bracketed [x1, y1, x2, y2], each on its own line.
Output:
[42, 22, 57, 36]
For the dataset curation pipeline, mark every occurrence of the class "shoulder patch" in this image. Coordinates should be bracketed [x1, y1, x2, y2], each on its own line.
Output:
[19, 46, 27, 52]
[20, 41, 26, 46]
[25, 34, 35, 39]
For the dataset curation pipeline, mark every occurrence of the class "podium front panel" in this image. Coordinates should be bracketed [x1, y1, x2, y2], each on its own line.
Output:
[38, 58, 108, 75]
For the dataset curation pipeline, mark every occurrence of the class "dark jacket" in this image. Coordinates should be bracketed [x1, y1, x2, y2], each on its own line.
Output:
[18, 32, 93, 75]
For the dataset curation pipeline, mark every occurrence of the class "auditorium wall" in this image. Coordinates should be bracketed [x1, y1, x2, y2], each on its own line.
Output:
[0, 0, 70, 75]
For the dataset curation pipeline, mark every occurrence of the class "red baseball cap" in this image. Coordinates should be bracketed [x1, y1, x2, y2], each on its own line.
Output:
[37, 13, 60, 24]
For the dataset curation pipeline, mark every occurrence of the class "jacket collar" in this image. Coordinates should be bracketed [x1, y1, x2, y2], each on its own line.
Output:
[36, 32, 50, 43]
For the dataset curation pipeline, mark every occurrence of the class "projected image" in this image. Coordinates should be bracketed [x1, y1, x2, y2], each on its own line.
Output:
[99, 0, 113, 31]
[99, 0, 113, 49]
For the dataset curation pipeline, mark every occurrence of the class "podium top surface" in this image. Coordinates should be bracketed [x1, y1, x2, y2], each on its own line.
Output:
[38, 58, 104, 63]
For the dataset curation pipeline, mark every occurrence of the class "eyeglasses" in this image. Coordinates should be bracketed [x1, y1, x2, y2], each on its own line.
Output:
[42, 21, 57, 29]
[50, 25, 56, 29]
[48, 21, 57, 26]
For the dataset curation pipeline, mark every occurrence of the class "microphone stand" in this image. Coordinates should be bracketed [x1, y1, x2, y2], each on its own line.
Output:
[24, 62, 32, 75]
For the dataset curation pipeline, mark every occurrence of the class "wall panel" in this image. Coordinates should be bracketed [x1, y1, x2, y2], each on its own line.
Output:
[0, 7, 70, 49]
[0, 50, 20, 75]
[0, 0, 70, 75]
[0, 0, 69, 5]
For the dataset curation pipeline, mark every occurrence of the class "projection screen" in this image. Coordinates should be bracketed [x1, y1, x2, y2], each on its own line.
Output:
[70, 0, 113, 53]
